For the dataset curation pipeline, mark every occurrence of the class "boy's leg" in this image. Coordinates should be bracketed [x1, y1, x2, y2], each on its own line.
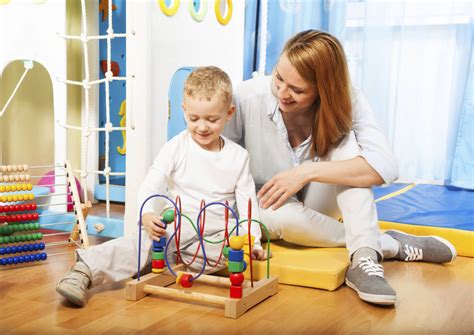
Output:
[56, 229, 153, 306]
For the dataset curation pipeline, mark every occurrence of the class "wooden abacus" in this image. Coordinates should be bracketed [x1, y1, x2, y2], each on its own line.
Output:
[0, 161, 90, 268]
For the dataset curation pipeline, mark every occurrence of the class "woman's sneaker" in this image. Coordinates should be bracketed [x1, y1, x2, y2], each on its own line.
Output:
[56, 261, 92, 307]
[385, 230, 457, 263]
[345, 247, 397, 306]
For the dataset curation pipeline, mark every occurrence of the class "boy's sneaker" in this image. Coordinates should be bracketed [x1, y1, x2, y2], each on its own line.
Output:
[56, 261, 92, 307]
[345, 247, 397, 306]
[385, 230, 456, 264]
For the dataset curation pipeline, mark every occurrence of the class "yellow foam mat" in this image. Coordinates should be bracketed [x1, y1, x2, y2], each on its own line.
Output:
[243, 241, 349, 291]
[379, 221, 474, 258]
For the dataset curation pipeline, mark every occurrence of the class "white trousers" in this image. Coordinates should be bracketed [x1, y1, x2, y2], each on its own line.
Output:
[77, 229, 227, 288]
[260, 131, 393, 258]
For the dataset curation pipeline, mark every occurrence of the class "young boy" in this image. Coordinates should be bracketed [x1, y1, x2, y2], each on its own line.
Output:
[56, 66, 268, 307]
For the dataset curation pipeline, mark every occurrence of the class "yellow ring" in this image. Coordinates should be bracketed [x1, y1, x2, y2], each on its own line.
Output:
[215, 0, 232, 26]
[158, 0, 180, 17]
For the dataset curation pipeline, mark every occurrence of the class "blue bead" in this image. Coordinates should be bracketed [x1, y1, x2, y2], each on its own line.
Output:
[228, 249, 244, 262]
[41, 253, 47, 260]
[11, 246, 18, 253]
[24, 255, 31, 262]
[0, 258, 6, 265]
[19, 256, 25, 263]
[0, 248, 4, 255]
[35, 254, 41, 261]
[39, 242, 45, 250]
[153, 237, 166, 249]
[7, 257, 13, 265]
[13, 256, 19, 264]
[5, 247, 11, 254]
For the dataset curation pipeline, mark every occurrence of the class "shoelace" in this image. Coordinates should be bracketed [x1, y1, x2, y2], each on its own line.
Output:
[358, 257, 384, 278]
[403, 244, 423, 261]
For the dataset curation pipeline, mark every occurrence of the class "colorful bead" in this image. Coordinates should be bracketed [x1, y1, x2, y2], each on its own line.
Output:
[229, 285, 243, 299]
[162, 209, 175, 223]
[228, 249, 244, 262]
[228, 260, 244, 273]
[229, 272, 244, 286]
[229, 235, 244, 250]
[179, 274, 193, 288]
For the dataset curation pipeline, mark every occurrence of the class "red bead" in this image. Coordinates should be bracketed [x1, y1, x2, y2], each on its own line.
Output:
[152, 259, 165, 269]
[27, 214, 33, 221]
[10, 215, 16, 222]
[33, 213, 39, 220]
[20, 204, 26, 211]
[26, 204, 32, 211]
[14, 205, 20, 212]
[4, 206, 10, 212]
[180, 274, 193, 288]
[0, 206, 3, 213]
[229, 272, 245, 286]
[31, 203, 37, 210]
[0, 216, 5, 223]
[230, 285, 243, 299]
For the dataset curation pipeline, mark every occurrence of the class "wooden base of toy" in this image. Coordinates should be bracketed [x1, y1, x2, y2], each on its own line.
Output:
[125, 265, 278, 319]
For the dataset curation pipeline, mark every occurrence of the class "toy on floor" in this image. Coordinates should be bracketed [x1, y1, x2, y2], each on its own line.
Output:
[125, 194, 278, 318]
[0, 161, 90, 268]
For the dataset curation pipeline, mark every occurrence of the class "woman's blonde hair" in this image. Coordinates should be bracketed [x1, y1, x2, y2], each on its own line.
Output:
[184, 66, 233, 107]
[281, 30, 352, 158]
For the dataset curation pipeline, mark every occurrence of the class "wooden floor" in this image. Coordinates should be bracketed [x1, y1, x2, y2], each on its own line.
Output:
[0, 236, 473, 335]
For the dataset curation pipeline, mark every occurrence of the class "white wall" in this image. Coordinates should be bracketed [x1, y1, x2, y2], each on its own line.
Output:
[125, 0, 245, 235]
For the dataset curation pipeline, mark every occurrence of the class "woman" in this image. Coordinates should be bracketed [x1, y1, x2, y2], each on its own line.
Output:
[225, 30, 456, 305]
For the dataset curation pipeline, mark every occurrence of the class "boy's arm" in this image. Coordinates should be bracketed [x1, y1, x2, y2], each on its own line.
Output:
[234, 153, 262, 250]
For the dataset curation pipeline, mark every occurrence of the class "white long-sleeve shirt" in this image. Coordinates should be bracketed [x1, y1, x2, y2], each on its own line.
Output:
[224, 75, 399, 188]
[137, 130, 262, 248]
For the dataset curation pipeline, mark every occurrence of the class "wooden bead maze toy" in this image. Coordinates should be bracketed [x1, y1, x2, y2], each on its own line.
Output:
[0, 161, 90, 269]
[125, 194, 278, 319]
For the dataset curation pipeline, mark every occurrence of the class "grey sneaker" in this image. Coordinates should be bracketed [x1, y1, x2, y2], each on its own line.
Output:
[345, 248, 397, 306]
[56, 261, 92, 307]
[385, 230, 456, 263]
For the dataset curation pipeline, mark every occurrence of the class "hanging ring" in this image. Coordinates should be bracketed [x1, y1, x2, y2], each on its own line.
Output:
[189, 0, 208, 22]
[158, 0, 180, 17]
[215, 0, 232, 26]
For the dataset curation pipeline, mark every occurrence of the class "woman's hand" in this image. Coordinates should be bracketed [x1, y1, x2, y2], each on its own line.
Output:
[252, 248, 272, 261]
[142, 212, 167, 242]
[257, 163, 311, 210]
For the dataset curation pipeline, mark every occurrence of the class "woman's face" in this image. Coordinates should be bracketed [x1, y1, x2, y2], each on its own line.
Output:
[274, 53, 318, 114]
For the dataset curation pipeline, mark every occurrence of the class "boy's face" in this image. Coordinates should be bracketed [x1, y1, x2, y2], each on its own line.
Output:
[182, 94, 235, 151]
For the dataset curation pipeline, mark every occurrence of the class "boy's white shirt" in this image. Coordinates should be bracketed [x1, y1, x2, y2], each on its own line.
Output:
[137, 130, 262, 249]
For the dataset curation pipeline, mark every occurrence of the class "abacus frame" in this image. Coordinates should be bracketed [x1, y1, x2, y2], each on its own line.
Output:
[125, 264, 278, 319]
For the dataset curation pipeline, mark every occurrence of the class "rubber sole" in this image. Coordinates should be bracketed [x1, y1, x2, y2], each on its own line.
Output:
[345, 278, 396, 306]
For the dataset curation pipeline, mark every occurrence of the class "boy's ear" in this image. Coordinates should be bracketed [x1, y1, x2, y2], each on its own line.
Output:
[226, 104, 236, 121]
[181, 102, 186, 112]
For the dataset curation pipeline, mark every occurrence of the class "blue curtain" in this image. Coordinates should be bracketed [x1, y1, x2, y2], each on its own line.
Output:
[450, 26, 474, 189]
[244, 0, 346, 79]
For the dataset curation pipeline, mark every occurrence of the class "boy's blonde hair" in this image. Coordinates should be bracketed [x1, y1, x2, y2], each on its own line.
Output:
[184, 66, 233, 107]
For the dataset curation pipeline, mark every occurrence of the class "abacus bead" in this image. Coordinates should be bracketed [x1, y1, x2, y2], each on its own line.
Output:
[1, 166, 6, 172]
[7, 166, 12, 172]
[41, 253, 47, 260]
[19, 256, 25, 263]
[35, 254, 41, 261]
[38, 242, 45, 250]
[0, 237, 3, 244]
[14, 175, 20, 182]
[25, 175, 31, 181]
[33, 213, 39, 220]
[20, 175, 25, 181]
[1, 258, 6, 265]
[229, 272, 245, 286]
[27, 184, 32, 191]
[32, 203, 37, 210]
[7, 257, 13, 264]
[11, 246, 17, 253]
[6, 247, 12, 254]
[229, 236, 244, 250]
[0, 248, 4, 255]
[37, 232, 43, 239]
[13, 256, 19, 264]
[28, 244, 35, 251]
[12, 165, 18, 172]
[23, 165, 28, 171]
[0, 186, 4, 192]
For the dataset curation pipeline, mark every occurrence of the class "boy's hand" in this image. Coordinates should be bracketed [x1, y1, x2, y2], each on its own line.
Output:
[142, 212, 167, 241]
[252, 248, 272, 261]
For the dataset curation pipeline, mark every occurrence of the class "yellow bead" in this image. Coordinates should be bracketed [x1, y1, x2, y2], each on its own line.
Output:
[242, 234, 255, 246]
[18, 195, 24, 201]
[229, 235, 244, 250]
[5, 186, 11, 192]
[0, 186, 4, 193]
[12, 195, 18, 202]
[7, 196, 13, 202]
[21, 184, 27, 191]
[1, 196, 6, 202]
[29, 194, 34, 200]
[11, 185, 17, 192]
[27, 184, 32, 191]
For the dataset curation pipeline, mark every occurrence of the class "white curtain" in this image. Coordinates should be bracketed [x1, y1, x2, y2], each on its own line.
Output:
[344, 1, 472, 185]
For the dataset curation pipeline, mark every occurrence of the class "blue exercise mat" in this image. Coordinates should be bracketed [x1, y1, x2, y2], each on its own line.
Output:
[374, 184, 474, 231]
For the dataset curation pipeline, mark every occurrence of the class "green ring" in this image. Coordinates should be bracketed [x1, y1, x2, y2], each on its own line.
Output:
[189, 0, 208, 22]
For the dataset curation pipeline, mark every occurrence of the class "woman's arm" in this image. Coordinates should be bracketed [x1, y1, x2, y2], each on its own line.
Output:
[257, 157, 381, 210]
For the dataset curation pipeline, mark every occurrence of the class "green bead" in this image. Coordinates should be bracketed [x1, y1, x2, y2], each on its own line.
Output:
[26, 234, 32, 241]
[37, 232, 43, 240]
[0, 236, 4, 244]
[152, 251, 165, 260]
[228, 260, 244, 273]
[223, 245, 230, 258]
[162, 210, 175, 223]
[35, 223, 40, 229]
[21, 234, 27, 242]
